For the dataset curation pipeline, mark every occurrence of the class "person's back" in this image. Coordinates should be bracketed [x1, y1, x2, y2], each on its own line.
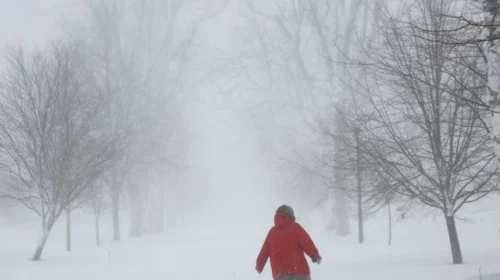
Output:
[255, 205, 321, 280]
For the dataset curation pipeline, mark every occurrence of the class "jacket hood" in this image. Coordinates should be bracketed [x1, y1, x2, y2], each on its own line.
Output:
[276, 205, 295, 222]
[274, 213, 294, 228]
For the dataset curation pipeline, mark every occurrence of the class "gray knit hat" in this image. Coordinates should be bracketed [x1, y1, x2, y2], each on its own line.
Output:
[276, 204, 296, 221]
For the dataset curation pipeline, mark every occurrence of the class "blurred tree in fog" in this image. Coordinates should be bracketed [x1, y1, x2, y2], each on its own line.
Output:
[0, 42, 122, 260]
[76, 0, 201, 240]
[225, 0, 384, 237]
[0, 0, 213, 259]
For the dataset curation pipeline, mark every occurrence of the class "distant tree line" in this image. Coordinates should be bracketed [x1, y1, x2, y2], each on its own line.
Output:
[232, 0, 500, 265]
[0, 0, 208, 261]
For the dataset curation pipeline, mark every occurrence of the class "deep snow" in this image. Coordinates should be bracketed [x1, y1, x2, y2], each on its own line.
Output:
[1, 204, 499, 280]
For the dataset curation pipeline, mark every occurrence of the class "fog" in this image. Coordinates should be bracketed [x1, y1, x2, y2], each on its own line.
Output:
[0, 0, 284, 243]
[0, 1, 500, 280]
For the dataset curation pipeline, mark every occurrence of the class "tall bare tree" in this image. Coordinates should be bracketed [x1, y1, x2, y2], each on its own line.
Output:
[85, 179, 109, 247]
[318, 100, 400, 243]
[399, 0, 500, 166]
[73, 0, 210, 239]
[358, 0, 499, 264]
[0, 42, 121, 261]
[230, 0, 386, 236]
[482, 0, 500, 162]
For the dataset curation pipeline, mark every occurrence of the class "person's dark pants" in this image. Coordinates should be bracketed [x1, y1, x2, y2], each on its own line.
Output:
[276, 274, 311, 280]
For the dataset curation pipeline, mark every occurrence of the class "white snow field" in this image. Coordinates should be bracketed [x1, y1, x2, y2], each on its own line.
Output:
[0, 203, 499, 280]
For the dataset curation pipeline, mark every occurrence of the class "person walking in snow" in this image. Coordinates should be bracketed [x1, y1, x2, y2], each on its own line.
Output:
[255, 205, 321, 280]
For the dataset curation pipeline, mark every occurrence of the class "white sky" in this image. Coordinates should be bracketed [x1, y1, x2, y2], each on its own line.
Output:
[0, 1, 73, 47]
[0, 0, 294, 229]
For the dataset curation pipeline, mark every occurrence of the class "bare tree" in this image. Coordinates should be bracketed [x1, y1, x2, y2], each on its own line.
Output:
[318, 101, 399, 244]
[358, 0, 500, 264]
[482, 0, 500, 125]
[84, 180, 110, 247]
[124, 0, 198, 237]
[0, 42, 121, 261]
[73, 0, 130, 241]
[397, 1, 500, 168]
[72, 0, 210, 239]
[229, 0, 387, 236]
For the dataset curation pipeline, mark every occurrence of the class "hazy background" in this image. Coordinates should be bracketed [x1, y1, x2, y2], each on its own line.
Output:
[0, 1, 499, 280]
[0, 0, 286, 231]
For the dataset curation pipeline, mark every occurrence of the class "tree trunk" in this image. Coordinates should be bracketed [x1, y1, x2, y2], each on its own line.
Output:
[32, 220, 54, 261]
[66, 208, 71, 252]
[333, 110, 350, 237]
[95, 213, 101, 247]
[112, 186, 121, 241]
[357, 189, 364, 244]
[128, 184, 145, 237]
[334, 187, 350, 236]
[445, 215, 463, 264]
[484, 3, 500, 165]
[33, 232, 49, 261]
[355, 128, 364, 244]
[147, 185, 164, 234]
[159, 185, 165, 233]
[388, 202, 392, 246]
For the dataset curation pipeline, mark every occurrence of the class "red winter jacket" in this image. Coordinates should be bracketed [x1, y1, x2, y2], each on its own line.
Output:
[256, 214, 321, 279]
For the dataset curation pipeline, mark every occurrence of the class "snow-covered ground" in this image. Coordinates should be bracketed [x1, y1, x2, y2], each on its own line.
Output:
[1, 204, 499, 280]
